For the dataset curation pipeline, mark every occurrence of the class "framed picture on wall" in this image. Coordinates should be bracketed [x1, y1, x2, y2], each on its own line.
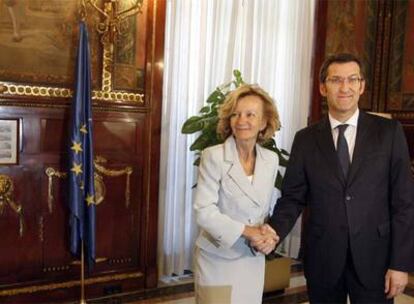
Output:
[0, 119, 19, 165]
[0, 0, 147, 104]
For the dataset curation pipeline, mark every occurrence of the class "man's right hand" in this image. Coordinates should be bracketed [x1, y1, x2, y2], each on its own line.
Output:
[245, 224, 279, 255]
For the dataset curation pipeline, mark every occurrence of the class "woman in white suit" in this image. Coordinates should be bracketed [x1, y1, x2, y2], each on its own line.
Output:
[193, 84, 281, 304]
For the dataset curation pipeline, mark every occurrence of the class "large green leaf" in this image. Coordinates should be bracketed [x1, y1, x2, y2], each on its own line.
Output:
[233, 69, 241, 78]
[199, 105, 210, 113]
[233, 69, 244, 87]
[181, 116, 204, 134]
[206, 89, 225, 104]
[189, 135, 211, 151]
[200, 115, 219, 128]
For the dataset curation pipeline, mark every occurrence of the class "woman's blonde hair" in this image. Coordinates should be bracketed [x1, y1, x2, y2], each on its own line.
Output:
[217, 84, 280, 143]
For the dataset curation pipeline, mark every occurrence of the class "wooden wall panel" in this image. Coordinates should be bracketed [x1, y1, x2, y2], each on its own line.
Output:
[324, 0, 381, 110]
[385, 1, 414, 113]
[41, 118, 67, 152]
[94, 121, 137, 153]
[0, 0, 165, 301]
[0, 166, 43, 283]
[312, 0, 414, 158]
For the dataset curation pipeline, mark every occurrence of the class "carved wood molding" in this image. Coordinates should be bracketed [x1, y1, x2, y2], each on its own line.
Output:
[0, 272, 143, 296]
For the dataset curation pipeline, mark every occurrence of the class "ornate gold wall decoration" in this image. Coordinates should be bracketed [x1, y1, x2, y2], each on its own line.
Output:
[43, 265, 70, 273]
[87, 0, 145, 103]
[45, 167, 67, 214]
[85, 0, 144, 44]
[45, 157, 132, 210]
[71, 257, 107, 265]
[1, 84, 72, 98]
[94, 174, 106, 205]
[45, 167, 105, 210]
[94, 156, 133, 208]
[0, 0, 145, 104]
[108, 257, 132, 265]
[0, 174, 24, 237]
[0, 83, 144, 103]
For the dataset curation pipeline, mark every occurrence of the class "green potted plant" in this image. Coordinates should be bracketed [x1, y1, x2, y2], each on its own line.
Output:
[181, 70, 289, 189]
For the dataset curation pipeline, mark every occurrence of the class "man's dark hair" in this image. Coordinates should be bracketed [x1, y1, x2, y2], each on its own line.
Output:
[319, 53, 364, 83]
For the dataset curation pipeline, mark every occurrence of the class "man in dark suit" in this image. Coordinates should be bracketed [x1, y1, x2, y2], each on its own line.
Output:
[257, 53, 414, 303]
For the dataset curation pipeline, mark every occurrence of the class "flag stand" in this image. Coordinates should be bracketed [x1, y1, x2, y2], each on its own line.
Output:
[80, 241, 87, 304]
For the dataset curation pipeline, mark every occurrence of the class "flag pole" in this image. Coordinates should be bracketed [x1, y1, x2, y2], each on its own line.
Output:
[80, 240, 86, 304]
[69, 20, 95, 304]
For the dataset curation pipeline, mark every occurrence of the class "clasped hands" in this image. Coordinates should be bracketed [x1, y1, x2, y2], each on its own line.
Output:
[243, 224, 280, 255]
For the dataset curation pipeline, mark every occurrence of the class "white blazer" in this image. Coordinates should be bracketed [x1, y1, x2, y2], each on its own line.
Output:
[194, 136, 279, 259]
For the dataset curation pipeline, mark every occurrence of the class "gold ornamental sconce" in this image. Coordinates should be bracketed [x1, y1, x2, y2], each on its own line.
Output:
[0, 174, 24, 237]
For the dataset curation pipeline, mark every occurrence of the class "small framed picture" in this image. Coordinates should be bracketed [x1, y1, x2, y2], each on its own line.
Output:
[0, 119, 19, 165]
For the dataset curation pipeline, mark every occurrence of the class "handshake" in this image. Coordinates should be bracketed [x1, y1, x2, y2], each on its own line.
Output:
[243, 224, 280, 255]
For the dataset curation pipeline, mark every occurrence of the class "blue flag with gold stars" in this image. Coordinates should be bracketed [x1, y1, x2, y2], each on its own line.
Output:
[68, 21, 96, 268]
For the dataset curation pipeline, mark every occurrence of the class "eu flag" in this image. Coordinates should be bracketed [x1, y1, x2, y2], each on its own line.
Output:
[68, 21, 96, 268]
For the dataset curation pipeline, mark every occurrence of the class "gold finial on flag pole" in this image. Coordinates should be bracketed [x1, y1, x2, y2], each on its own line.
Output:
[79, 0, 88, 22]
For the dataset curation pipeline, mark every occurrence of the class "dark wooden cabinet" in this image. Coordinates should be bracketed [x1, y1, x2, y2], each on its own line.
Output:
[0, 0, 165, 302]
[312, 0, 414, 159]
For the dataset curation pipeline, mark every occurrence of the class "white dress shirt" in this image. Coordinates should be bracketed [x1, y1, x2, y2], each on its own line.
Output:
[329, 109, 359, 161]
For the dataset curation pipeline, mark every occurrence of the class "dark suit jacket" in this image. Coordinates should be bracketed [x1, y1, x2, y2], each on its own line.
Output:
[270, 111, 414, 288]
